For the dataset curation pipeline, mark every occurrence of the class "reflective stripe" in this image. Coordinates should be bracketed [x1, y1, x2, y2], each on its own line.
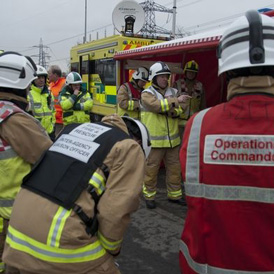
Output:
[186, 108, 211, 183]
[0, 199, 14, 207]
[6, 225, 106, 263]
[185, 182, 274, 203]
[47, 207, 71, 248]
[0, 101, 21, 123]
[150, 133, 180, 141]
[0, 262, 4, 272]
[69, 97, 75, 104]
[0, 217, 3, 233]
[0, 147, 17, 160]
[167, 189, 182, 198]
[143, 185, 156, 198]
[89, 172, 105, 195]
[160, 98, 169, 112]
[180, 240, 272, 274]
[31, 111, 52, 117]
[128, 100, 134, 111]
[97, 231, 122, 251]
[176, 107, 183, 116]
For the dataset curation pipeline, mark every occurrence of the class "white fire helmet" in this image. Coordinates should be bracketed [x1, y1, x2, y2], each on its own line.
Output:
[218, 10, 274, 75]
[0, 51, 37, 90]
[36, 65, 48, 77]
[132, 67, 149, 82]
[148, 61, 171, 81]
[66, 72, 82, 85]
[122, 116, 151, 159]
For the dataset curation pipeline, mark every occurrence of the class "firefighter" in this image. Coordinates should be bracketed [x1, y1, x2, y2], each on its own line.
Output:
[141, 61, 190, 209]
[117, 66, 149, 119]
[3, 114, 151, 274]
[180, 10, 274, 273]
[0, 52, 52, 273]
[173, 60, 206, 139]
[48, 65, 66, 136]
[60, 72, 93, 125]
[28, 65, 56, 141]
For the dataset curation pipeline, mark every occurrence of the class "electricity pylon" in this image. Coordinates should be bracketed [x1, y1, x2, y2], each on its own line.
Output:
[140, 0, 173, 37]
[32, 38, 50, 69]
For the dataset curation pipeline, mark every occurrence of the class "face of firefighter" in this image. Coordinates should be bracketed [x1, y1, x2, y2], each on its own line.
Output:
[185, 71, 197, 81]
[137, 79, 147, 89]
[132, 134, 142, 146]
[156, 74, 170, 89]
[34, 75, 46, 88]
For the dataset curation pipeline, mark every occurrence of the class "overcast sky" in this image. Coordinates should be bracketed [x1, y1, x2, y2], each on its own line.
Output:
[1, 0, 274, 72]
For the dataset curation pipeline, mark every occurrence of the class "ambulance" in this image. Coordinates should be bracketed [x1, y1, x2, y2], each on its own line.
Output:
[70, 34, 167, 120]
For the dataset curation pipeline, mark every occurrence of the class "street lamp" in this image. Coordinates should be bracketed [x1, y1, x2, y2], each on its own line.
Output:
[84, 0, 87, 43]
[172, 0, 177, 39]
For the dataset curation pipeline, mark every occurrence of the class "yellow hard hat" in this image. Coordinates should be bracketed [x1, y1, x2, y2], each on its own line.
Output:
[184, 60, 199, 73]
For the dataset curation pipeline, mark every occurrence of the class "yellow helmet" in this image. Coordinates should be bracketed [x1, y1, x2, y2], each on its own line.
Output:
[184, 60, 199, 73]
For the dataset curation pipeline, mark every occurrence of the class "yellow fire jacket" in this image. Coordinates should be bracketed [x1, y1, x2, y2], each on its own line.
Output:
[117, 80, 142, 119]
[141, 85, 182, 148]
[28, 84, 56, 134]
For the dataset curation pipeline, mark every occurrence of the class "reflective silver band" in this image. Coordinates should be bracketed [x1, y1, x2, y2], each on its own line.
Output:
[0, 147, 17, 160]
[150, 133, 179, 141]
[185, 182, 274, 203]
[49, 208, 69, 247]
[180, 240, 271, 274]
[186, 108, 211, 183]
[0, 199, 14, 207]
[8, 231, 103, 259]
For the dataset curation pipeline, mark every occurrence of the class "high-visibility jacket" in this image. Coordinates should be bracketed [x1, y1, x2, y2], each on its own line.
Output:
[3, 115, 145, 273]
[117, 81, 142, 119]
[0, 101, 32, 220]
[174, 78, 206, 127]
[141, 86, 182, 148]
[28, 85, 56, 134]
[49, 77, 66, 124]
[180, 78, 274, 273]
[60, 86, 93, 125]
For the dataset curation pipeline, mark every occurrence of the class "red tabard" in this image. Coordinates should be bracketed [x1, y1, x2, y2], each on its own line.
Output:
[127, 81, 141, 99]
[179, 94, 274, 273]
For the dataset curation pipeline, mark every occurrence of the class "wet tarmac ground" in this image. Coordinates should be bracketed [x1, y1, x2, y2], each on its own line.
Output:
[117, 168, 187, 274]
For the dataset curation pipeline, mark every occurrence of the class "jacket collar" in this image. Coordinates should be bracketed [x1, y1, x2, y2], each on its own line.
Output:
[101, 114, 129, 135]
[227, 76, 274, 101]
[0, 91, 28, 111]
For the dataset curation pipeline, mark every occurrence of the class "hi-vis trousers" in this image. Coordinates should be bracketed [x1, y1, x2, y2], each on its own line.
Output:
[143, 146, 182, 200]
